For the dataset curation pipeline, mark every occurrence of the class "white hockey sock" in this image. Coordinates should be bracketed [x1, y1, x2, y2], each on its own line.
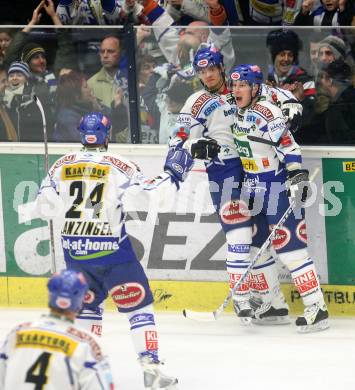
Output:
[126, 304, 159, 360]
[250, 250, 280, 304]
[76, 305, 104, 336]
[226, 228, 252, 300]
[278, 249, 323, 306]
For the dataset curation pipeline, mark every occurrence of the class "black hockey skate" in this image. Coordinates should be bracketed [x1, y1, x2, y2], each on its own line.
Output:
[296, 302, 329, 333]
[253, 302, 291, 325]
[233, 299, 254, 325]
[139, 354, 178, 389]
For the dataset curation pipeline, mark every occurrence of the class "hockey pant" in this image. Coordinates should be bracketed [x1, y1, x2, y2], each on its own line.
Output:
[71, 260, 161, 359]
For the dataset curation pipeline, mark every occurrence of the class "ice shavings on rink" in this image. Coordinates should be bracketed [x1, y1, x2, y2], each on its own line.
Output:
[0, 309, 354, 390]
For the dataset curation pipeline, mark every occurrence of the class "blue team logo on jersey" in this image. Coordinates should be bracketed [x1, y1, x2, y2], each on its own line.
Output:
[204, 100, 221, 116]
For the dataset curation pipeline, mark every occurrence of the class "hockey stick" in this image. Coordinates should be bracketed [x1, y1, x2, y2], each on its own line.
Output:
[34, 95, 56, 274]
[183, 167, 320, 321]
[247, 135, 280, 147]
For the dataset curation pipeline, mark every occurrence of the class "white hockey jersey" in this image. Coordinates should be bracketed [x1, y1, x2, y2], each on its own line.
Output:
[0, 315, 113, 390]
[175, 89, 238, 160]
[35, 150, 176, 265]
[233, 100, 301, 175]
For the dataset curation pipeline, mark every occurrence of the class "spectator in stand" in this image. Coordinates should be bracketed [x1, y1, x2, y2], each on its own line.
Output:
[53, 71, 100, 142]
[4, 61, 31, 109]
[266, 29, 315, 93]
[313, 34, 348, 115]
[137, 55, 158, 143]
[87, 35, 129, 143]
[266, 29, 316, 144]
[316, 59, 355, 143]
[3, 0, 61, 139]
[158, 77, 194, 143]
[0, 29, 13, 65]
[181, 21, 210, 44]
[128, 0, 236, 72]
[164, 0, 209, 24]
[4, 61, 48, 141]
[294, 0, 353, 26]
[138, 55, 157, 90]
[142, 32, 201, 143]
[56, 0, 123, 25]
[308, 32, 324, 77]
[202, 0, 304, 26]
[4, 0, 62, 69]
[317, 34, 347, 66]
[0, 65, 17, 141]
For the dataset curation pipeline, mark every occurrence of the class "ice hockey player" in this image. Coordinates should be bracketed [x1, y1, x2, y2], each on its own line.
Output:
[228, 63, 329, 333]
[0, 269, 114, 389]
[173, 44, 298, 324]
[32, 112, 203, 389]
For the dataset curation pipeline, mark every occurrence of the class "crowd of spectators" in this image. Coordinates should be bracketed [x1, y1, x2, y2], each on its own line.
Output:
[0, 0, 355, 145]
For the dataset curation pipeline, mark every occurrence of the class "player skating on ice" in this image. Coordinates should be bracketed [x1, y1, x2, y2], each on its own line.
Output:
[33, 112, 200, 388]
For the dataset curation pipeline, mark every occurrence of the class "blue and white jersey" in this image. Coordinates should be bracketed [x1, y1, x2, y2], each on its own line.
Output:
[36, 150, 175, 265]
[175, 90, 238, 160]
[57, 0, 122, 25]
[0, 315, 113, 390]
[233, 100, 301, 180]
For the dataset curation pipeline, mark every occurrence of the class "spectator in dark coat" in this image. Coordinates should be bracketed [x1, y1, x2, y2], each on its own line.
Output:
[53, 71, 99, 142]
[316, 59, 355, 144]
[0, 65, 18, 141]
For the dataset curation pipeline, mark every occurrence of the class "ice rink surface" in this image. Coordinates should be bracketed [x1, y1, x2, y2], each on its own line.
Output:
[0, 309, 354, 389]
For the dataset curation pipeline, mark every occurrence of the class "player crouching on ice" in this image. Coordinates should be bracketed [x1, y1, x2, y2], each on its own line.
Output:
[31, 112, 217, 389]
[227, 64, 329, 333]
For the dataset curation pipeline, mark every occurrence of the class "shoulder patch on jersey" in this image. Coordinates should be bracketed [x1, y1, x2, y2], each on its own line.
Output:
[191, 93, 213, 118]
[49, 154, 77, 177]
[268, 117, 286, 142]
[67, 326, 103, 360]
[253, 103, 274, 121]
[102, 155, 135, 177]
[176, 113, 192, 127]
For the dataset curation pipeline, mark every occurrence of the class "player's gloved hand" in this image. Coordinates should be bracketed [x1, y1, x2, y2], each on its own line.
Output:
[286, 169, 309, 204]
[282, 101, 303, 133]
[183, 137, 221, 160]
[164, 147, 194, 189]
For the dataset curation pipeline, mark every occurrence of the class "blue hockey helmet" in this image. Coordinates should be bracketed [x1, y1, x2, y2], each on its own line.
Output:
[229, 64, 263, 86]
[192, 44, 224, 73]
[78, 112, 112, 146]
[48, 270, 88, 312]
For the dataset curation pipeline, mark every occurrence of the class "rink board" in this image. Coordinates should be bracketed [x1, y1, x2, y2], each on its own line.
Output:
[1, 277, 355, 317]
[0, 144, 355, 314]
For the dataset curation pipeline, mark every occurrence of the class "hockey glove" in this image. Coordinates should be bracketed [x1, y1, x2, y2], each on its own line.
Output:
[164, 147, 194, 189]
[184, 138, 221, 160]
[282, 102, 303, 133]
[286, 169, 309, 204]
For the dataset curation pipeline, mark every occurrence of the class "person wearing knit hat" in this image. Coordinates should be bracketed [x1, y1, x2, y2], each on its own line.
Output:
[21, 42, 47, 76]
[265, 29, 316, 100]
[4, 61, 32, 112]
[7, 61, 31, 90]
[266, 29, 302, 66]
[318, 35, 346, 65]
